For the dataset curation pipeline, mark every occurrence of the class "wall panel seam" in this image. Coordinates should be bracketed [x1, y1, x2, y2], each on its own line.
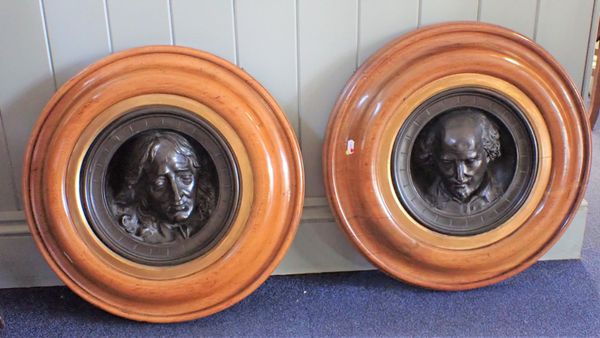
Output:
[295, 0, 302, 148]
[20, 0, 59, 209]
[355, 0, 361, 69]
[167, 0, 175, 45]
[533, 0, 541, 41]
[102, 0, 114, 53]
[582, 0, 598, 98]
[476, 0, 482, 21]
[39, 0, 57, 91]
[232, 0, 239, 65]
[0, 112, 19, 210]
[417, 0, 423, 27]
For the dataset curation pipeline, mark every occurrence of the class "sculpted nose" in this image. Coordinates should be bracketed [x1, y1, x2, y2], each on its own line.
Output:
[170, 177, 182, 202]
[455, 162, 467, 182]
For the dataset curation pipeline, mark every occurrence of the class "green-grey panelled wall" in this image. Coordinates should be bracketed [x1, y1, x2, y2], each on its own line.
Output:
[0, 0, 597, 287]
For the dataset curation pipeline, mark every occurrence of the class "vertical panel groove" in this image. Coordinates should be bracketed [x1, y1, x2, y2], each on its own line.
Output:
[421, 0, 479, 25]
[295, 0, 302, 146]
[476, 0, 482, 21]
[298, 0, 358, 196]
[417, 0, 423, 27]
[39, 0, 57, 91]
[355, 0, 361, 69]
[533, 0, 542, 40]
[582, 0, 599, 96]
[536, 0, 594, 90]
[232, 0, 239, 65]
[0, 112, 20, 209]
[171, 0, 236, 63]
[108, 0, 173, 51]
[103, 0, 114, 53]
[479, 0, 537, 38]
[167, 0, 175, 45]
[236, 0, 299, 133]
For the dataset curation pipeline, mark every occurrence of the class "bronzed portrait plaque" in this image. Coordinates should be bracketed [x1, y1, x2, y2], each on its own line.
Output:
[81, 106, 240, 265]
[392, 88, 537, 236]
[24, 45, 305, 321]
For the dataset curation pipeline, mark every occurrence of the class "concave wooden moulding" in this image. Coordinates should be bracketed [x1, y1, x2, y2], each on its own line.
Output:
[324, 22, 591, 290]
[23, 46, 304, 322]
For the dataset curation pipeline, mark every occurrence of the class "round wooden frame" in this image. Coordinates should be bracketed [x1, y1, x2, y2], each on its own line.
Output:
[324, 22, 590, 290]
[23, 46, 304, 322]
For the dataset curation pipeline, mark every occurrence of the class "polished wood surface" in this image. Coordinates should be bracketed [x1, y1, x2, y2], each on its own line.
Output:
[324, 22, 591, 290]
[23, 46, 304, 322]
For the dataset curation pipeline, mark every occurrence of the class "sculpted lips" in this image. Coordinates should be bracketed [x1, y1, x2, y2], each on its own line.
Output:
[450, 179, 470, 188]
[172, 202, 191, 212]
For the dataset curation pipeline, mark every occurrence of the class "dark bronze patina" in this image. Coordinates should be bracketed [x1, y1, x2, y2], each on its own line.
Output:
[110, 130, 212, 244]
[417, 110, 502, 214]
[392, 88, 537, 236]
[81, 106, 240, 265]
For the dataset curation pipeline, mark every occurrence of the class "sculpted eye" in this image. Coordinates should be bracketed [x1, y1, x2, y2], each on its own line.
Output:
[178, 173, 193, 184]
[153, 177, 167, 188]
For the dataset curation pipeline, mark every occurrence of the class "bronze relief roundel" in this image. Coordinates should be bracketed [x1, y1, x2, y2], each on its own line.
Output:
[82, 107, 240, 266]
[324, 22, 590, 290]
[23, 46, 304, 322]
[392, 87, 537, 236]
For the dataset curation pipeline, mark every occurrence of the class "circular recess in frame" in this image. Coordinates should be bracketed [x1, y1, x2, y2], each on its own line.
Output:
[392, 88, 537, 236]
[81, 106, 240, 266]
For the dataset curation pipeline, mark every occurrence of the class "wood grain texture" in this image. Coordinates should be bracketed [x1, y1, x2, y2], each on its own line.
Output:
[23, 46, 304, 322]
[324, 22, 591, 290]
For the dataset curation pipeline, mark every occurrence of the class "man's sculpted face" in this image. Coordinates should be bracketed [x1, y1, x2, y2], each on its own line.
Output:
[144, 140, 197, 223]
[435, 114, 489, 201]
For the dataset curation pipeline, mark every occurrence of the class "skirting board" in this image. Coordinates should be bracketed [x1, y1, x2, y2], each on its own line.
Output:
[0, 198, 588, 289]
